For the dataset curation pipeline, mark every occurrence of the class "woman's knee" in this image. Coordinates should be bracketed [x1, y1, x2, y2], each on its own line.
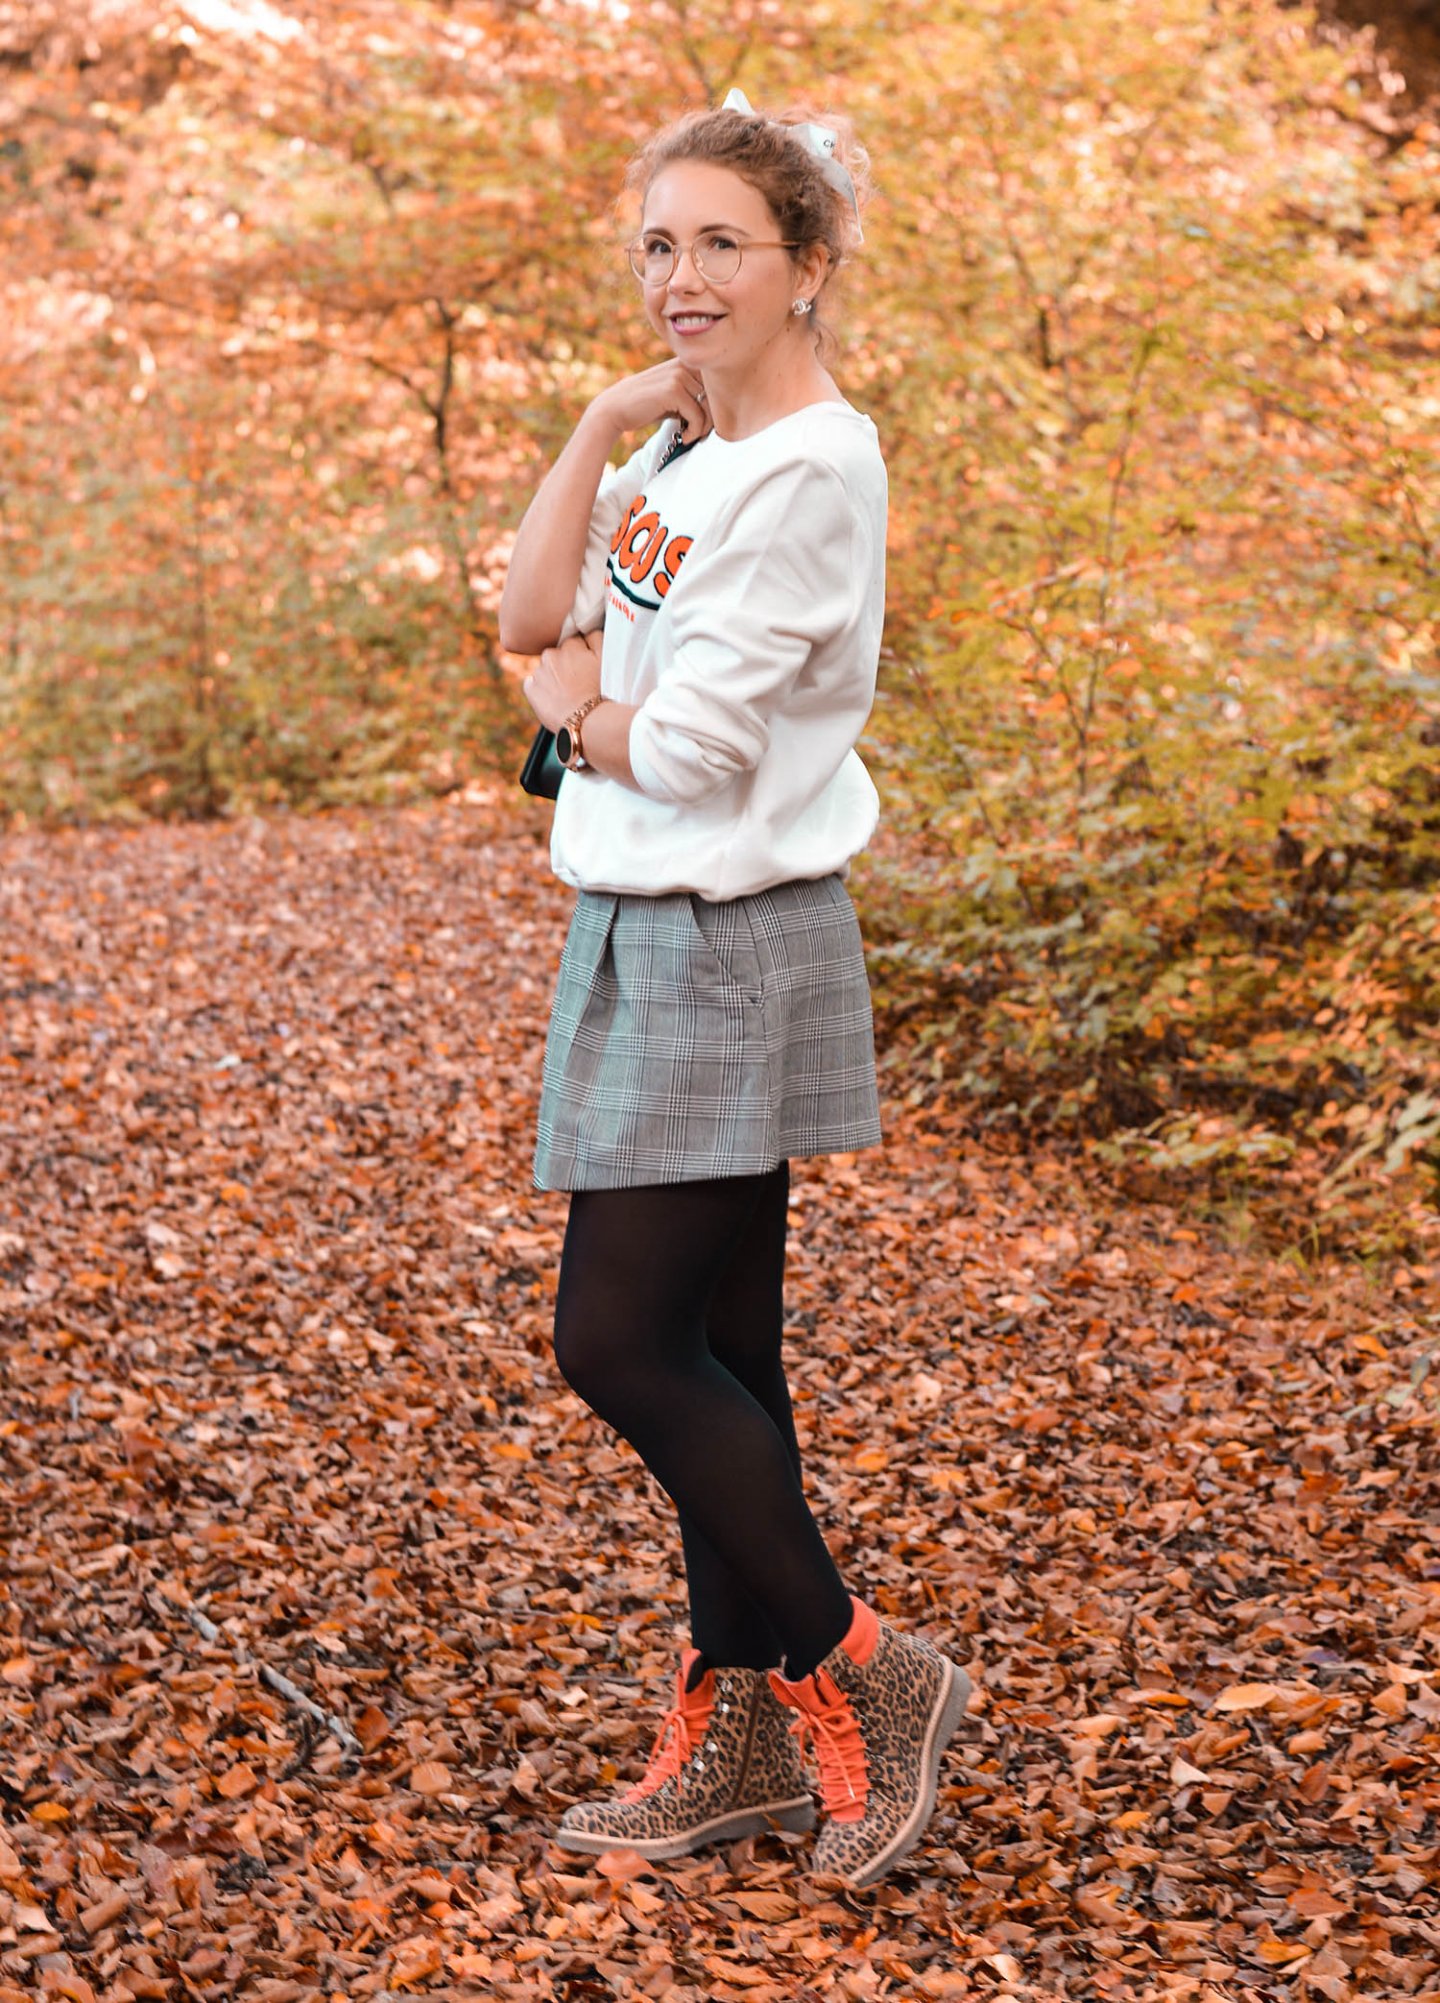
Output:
[551, 1296, 610, 1409]
[553, 1178, 747, 1417]
[553, 1298, 686, 1443]
[553, 1295, 646, 1417]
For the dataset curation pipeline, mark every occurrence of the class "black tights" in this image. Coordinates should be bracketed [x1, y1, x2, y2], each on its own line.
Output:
[553, 1163, 853, 1677]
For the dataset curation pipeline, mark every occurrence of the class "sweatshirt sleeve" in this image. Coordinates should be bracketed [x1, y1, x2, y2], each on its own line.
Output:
[628, 461, 864, 805]
[560, 428, 672, 641]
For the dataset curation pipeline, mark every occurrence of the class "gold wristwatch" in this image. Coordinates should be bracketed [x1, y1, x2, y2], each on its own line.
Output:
[556, 694, 607, 772]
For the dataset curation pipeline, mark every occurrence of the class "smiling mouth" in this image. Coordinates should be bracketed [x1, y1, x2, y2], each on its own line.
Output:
[668, 313, 723, 332]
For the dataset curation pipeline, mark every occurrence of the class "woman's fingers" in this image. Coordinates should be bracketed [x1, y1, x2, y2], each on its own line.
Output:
[675, 371, 711, 437]
[598, 361, 712, 440]
[525, 636, 602, 728]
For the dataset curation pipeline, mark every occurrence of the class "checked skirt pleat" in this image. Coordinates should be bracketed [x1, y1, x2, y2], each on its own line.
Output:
[534, 874, 881, 1192]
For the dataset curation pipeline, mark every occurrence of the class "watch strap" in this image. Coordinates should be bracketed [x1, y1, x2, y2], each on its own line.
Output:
[559, 694, 606, 770]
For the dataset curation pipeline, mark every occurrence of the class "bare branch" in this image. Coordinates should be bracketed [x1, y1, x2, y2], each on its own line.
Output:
[151, 1585, 363, 1760]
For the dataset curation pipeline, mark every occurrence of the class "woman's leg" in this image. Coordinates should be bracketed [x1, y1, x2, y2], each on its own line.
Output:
[553, 1169, 851, 1678]
[675, 1161, 799, 1670]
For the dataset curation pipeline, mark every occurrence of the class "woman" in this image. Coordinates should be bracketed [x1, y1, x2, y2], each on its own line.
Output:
[500, 90, 970, 1890]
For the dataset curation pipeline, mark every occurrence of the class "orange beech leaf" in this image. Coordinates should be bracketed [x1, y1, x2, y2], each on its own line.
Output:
[1288, 1728, 1327, 1754]
[39, 1971, 96, 2003]
[354, 1704, 392, 1751]
[407, 1761, 451, 1795]
[1288, 1887, 1350, 1919]
[79, 1888, 129, 1933]
[594, 1849, 656, 1883]
[730, 1890, 797, 1920]
[388, 1935, 443, 1988]
[1212, 1682, 1286, 1712]
[1072, 1712, 1124, 1739]
[1255, 1939, 1312, 1966]
[1170, 1756, 1211, 1786]
[1299, 1762, 1333, 1803]
[409, 1871, 453, 1901]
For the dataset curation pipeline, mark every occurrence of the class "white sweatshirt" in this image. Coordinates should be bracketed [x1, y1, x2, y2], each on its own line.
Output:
[548, 399, 887, 902]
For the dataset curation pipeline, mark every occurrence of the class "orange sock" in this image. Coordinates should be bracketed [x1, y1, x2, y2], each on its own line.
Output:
[780, 1594, 880, 1684]
[839, 1594, 880, 1667]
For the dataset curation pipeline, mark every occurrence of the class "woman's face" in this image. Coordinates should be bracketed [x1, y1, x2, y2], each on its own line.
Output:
[639, 160, 813, 377]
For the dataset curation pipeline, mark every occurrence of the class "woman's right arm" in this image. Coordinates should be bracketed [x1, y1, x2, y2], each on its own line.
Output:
[498, 363, 711, 656]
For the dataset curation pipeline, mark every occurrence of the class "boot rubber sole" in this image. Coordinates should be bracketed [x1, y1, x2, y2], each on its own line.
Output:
[841, 1657, 973, 1889]
[554, 1793, 816, 1861]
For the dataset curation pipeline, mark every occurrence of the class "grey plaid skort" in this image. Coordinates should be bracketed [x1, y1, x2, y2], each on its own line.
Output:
[534, 873, 882, 1190]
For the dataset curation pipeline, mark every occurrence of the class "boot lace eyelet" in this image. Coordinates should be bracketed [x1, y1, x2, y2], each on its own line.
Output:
[625, 1665, 718, 1802]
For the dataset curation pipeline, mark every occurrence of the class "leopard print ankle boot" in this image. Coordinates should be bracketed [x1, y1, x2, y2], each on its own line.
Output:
[555, 1648, 816, 1861]
[769, 1597, 972, 1887]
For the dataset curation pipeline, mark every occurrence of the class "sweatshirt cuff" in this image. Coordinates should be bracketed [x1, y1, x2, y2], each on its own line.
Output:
[627, 710, 688, 803]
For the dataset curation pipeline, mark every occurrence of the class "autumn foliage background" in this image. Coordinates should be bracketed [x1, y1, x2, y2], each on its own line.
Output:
[4, 5, 1440, 2000]
[2, 0, 1439, 1253]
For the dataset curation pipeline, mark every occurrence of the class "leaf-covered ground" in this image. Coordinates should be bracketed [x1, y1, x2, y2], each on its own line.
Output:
[1, 795, 1437, 2003]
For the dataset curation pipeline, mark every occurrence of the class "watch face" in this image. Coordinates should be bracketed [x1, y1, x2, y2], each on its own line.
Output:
[555, 725, 576, 767]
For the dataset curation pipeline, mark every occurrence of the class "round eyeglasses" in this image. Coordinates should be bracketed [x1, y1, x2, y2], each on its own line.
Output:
[626, 231, 799, 286]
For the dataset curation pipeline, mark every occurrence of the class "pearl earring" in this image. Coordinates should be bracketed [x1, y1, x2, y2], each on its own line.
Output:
[791, 298, 813, 315]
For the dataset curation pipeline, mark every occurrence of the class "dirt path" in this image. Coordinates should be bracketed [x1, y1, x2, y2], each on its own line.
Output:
[1, 796, 1435, 2002]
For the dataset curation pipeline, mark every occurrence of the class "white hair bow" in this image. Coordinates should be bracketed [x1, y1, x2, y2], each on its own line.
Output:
[721, 86, 863, 241]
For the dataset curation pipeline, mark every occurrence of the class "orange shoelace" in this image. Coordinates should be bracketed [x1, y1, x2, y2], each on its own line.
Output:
[786, 1675, 869, 1823]
[623, 1677, 715, 1802]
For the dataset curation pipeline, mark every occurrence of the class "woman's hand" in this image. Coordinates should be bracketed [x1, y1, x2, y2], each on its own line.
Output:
[499, 362, 709, 656]
[591, 360, 712, 446]
[523, 630, 604, 733]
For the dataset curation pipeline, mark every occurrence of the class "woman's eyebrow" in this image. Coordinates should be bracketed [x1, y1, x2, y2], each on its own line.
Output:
[643, 220, 753, 236]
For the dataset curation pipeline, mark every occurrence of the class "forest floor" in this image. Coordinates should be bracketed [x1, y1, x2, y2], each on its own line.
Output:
[1, 793, 1437, 2003]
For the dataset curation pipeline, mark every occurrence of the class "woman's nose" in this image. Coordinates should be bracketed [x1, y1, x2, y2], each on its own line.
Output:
[667, 243, 704, 288]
